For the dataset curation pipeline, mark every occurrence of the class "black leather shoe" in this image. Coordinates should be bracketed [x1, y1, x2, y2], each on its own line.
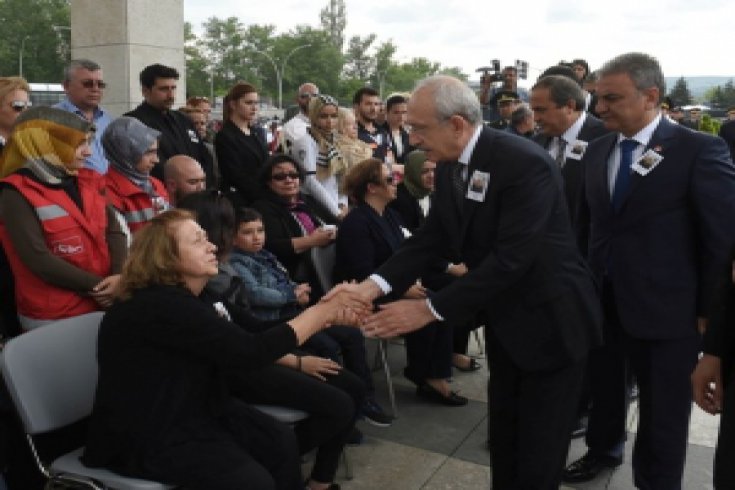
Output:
[562, 452, 622, 483]
[417, 383, 468, 406]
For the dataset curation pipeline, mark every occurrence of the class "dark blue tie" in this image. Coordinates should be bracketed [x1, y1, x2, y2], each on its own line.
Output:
[611, 139, 638, 211]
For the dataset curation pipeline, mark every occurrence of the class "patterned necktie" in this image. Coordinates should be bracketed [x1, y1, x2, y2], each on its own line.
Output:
[611, 139, 638, 211]
[555, 137, 567, 168]
[452, 162, 466, 212]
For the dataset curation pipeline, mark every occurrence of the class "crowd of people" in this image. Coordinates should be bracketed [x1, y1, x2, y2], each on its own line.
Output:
[0, 50, 734, 490]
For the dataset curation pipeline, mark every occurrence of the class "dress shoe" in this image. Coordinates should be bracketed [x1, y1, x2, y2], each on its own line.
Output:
[453, 357, 482, 372]
[562, 452, 622, 483]
[417, 383, 468, 406]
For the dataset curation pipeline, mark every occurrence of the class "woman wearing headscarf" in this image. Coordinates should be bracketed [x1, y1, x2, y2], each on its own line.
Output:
[0, 107, 126, 331]
[103, 116, 170, 238]
[291, 95, 348, 221]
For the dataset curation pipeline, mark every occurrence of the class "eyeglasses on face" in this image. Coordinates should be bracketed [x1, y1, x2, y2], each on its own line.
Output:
[80, 79, 107, 89]
[10, 100, 32, 112]
[271, 172, 300, 181]
[299, 93, 318, 99]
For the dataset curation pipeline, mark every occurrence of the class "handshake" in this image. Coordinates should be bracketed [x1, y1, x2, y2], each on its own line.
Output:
[315, 280, 437, 338]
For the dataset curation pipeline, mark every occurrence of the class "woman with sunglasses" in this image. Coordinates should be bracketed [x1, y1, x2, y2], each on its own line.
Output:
[291, 94, 348, 222]
[0, 77, 31, 151]
[0, 107, 126, 331]
[102, 117, 171, 239]
[215, 82, 268, 206]
[336, 158, 468, 406]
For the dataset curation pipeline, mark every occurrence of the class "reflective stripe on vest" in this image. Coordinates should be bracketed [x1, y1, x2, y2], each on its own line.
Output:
[124, 207, 155, 224]
[35, 204, 69, 221]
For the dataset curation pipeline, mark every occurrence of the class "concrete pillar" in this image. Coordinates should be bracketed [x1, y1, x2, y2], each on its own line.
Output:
[69, 0, 185, 116]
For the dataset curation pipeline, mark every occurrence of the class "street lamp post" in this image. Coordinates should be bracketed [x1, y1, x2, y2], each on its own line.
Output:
[19, 35, 30, 78]
[252, 44, 311, 109]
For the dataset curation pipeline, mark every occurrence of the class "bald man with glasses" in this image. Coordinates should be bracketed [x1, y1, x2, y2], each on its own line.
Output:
[281, 82, 319, 155]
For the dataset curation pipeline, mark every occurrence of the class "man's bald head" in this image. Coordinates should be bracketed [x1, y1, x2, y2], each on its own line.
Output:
[297, 83, 319, 112]
[164, 155, 206, 205]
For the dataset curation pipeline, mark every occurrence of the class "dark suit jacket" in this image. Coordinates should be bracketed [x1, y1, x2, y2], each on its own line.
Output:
[719, 119, 735, 162]
[388, 183, 427, 233]
[124, 102, 214, 186]
[704, 248, 735, 384]
[375, 127, 602, 372]
[385, 126, 413, 164]
[533, 113, 608, 231]
[215, 120, 269, 204]
[582, 117, 735, 339]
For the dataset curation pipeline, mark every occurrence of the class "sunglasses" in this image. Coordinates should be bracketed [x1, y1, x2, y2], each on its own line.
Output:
[271, 172, 300, 181]
[81, 79, 107, 89]
[299, 93, 318, 99]
[10, 100, 32, 112]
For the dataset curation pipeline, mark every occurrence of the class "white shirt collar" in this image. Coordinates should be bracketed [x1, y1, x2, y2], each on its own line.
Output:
[616, 113, 662, 147]
[458, 125, 483, 165]
[561, 111, 587, 144]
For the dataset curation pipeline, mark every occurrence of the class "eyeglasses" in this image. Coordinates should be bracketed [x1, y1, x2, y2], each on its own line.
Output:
[299, 93, 318, 99]
[80, 79, 107, 89]
[10, 100, 32, 112]
[271, 172, 300, 181]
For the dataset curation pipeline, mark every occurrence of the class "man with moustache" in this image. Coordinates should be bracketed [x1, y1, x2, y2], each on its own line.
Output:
[281, 82, 319, 154]
[334, 75, 602, 488]
[54, 59, 113, 174]
[126, 64, 213, 185]
[531, 74, 608, 228]
[564, 52, 735, 489]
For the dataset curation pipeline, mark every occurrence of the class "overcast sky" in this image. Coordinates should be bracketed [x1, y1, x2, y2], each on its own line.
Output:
[184, 0, 734, 85]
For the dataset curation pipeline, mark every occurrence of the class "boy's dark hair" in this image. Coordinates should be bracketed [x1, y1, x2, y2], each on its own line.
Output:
[140, 64, 180, 89]
[353, 86, 379, 105]
[235, 207, 263, 226]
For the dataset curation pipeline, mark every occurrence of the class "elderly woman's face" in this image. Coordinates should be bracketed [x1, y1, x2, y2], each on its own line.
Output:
[135, 140, 159, 175]
[173, 218, 219, 282]
[268, 162, 300, 200]
[420, 160, 437, 191]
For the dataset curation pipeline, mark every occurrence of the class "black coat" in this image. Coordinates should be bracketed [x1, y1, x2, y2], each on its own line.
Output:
[533, 113, 608, 231]
[82, 285, 297, 476]
[214, 121, 269, 204]
[387, 183, 427, 233]
[375, 127, 602, 372]
[124, 102, 214, 186]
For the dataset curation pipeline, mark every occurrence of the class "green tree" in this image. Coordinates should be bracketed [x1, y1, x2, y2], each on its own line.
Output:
[343, 34, 376, 81]
[319, 0, 346, 51]
[0, 0, 71, 82]
[184, 22, 211, 99]
[668, 76, 692, 107]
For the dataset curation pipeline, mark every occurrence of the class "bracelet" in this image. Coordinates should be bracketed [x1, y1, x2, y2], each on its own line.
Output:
[297, 355, 302, 372]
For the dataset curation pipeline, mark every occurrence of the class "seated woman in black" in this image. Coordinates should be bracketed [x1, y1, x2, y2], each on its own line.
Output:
[336, 158, 468, 406]
[253, 154, 394, 426]
[83, 209, 367, 490]
[388, 150, 480, 372]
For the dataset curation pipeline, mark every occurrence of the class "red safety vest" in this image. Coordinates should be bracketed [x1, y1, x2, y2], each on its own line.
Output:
[0, 169, 111, 320]
[105, 169, 170, 234]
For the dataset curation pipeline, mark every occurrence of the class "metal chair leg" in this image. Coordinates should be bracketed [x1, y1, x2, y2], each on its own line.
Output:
[342, 448, 353, 480]
[378, 339, 398, 418]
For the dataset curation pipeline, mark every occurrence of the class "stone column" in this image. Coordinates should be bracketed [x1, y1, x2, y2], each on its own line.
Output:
[70, 0, 185, 116]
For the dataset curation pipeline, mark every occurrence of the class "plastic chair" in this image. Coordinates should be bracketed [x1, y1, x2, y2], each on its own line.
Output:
[0, 312, 172, 490]
[312, 243, 398, 418]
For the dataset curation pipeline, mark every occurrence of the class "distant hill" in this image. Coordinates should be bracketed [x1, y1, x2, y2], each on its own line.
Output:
[665, 76, 734, 100]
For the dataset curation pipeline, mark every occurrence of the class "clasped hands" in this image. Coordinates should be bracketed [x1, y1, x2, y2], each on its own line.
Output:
[320, 280, 436, 337]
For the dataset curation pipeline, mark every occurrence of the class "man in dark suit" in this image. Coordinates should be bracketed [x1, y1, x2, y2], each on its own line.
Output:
[565, 52, 735, 489]
[338, 75, 603, 488]
[125, 64, 214, 186]
[692, 249, 735, 488]
[531, 74, 609, 229]
[719, 113, 735, 162]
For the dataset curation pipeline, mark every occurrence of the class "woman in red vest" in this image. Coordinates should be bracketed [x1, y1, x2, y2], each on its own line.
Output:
[0, 106, 126, 331]
[103, 116, 170, 238]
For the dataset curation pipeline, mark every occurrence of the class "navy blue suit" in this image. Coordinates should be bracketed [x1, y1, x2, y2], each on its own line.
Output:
[581, 116, 735, 489]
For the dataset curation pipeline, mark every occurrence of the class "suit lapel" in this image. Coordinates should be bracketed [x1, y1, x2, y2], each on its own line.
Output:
[622, 118, 675, 208]
[459, 129, 494, 241]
